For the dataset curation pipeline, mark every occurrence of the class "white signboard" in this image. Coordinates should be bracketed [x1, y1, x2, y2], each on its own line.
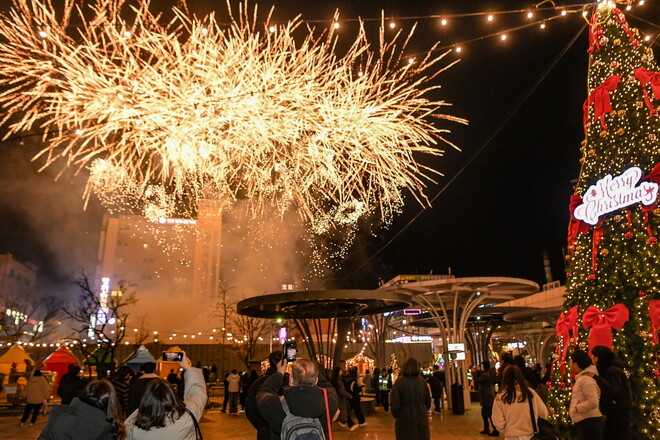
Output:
[573, 167, 658, 225]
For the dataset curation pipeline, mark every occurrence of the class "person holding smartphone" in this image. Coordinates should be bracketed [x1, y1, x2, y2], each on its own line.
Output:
[124, 352, 207, 440]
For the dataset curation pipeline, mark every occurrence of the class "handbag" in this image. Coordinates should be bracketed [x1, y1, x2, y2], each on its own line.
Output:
[322, 387, 333, 440]
[185, 408, 203, 440]
[527, 392, 560, 440]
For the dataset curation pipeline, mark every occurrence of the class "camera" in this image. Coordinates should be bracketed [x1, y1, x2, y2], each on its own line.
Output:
[162, 351, 184, 362]
[283, 341, 297, 362]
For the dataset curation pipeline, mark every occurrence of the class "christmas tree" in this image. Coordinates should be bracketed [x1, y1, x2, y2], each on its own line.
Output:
[548, 2, 660, 439]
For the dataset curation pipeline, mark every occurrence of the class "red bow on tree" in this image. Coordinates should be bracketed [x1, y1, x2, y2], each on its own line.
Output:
[583, 75, 621, 132]
[582, 304, 629, 352]
[567, 195, 590, 250]
[650, 300, 660, 345]
[555, 306, 579, 377]
[611, 8, 640, 48]
[634, 68, 660, 116]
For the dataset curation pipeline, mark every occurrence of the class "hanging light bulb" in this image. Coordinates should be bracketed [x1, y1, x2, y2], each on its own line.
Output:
[389, 22, 396, 29]
[487, 15, 494, 21]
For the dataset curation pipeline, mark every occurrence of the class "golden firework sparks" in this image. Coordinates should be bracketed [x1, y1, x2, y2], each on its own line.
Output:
[0, 0, 467, 230]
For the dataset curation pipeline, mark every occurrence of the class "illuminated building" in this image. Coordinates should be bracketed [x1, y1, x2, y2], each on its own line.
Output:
[95, 200, 222, 304]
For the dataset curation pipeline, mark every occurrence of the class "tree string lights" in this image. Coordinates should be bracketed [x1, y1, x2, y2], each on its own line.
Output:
[0, 0, 468, 232]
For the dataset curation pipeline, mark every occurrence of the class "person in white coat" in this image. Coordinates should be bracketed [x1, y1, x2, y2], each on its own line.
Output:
[20, 370, 50, 426]
[492, 365, 548, 440]
[125, 353, 207, 440]
[569, 350, 604, 440]
[227, 369, 241, 414]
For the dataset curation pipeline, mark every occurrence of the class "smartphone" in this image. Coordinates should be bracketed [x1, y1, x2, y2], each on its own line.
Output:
[283, 341, 297, 362]
[162, 351, 184, 362]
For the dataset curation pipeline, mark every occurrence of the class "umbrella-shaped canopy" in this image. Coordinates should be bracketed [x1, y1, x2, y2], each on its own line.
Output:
[124, 345, 156, 373]
[0, 344, 34, 374]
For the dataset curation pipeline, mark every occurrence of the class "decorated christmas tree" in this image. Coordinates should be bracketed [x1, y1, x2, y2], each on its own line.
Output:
[548, 2, 660, 438]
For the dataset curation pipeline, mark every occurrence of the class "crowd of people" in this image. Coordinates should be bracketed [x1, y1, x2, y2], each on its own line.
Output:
[10, 343, 633, 440]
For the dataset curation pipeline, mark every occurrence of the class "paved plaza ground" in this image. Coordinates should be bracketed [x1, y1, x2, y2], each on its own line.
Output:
[0, 402, 487, 440]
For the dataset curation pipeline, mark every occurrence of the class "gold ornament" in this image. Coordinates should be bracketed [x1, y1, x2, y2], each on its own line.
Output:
[642, 54, 650, 63]
[601, 248, 609, 256]
[578, 341, 587, 350]
[614, 215, 623, 222]
[599, 130, 608, 138]
[588, 149, 596, 157]
[616, 128, 625, 135]
[637, 101, 645, 108]
[649, 133, 657, 141]
[617, 110, 626, 117]
[579, 157, 586, 164]
[600, 36, 609, 46]
[613, 38, 621, 46]
[609, 61, 620, 70]
[609, 110, 617, 117]
[581, 139, 587, 147]
[654, 208, 660, 216]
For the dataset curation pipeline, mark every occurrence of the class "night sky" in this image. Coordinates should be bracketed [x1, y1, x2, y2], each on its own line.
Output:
[0, 0, 658, 295]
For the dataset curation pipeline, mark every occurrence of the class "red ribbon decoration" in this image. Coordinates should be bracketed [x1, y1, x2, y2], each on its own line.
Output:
[582, 304, 629, 351]
[634, 68, 660, 116]
[650, 300, 660, 345]
[587, 12, 604, 54]
[611, 7, 640, 48]
[555, 306, 579, 377]
[567, 195, 591, 249]
[583, 76, 621, 132]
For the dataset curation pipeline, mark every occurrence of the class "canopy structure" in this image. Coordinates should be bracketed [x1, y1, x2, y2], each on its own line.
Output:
[44, 346, 80, 386]
[124, 345, 156, 373]
[238, 289, 411, 369]
[84, 348, 116, 369]
[0, 344, 34, 374]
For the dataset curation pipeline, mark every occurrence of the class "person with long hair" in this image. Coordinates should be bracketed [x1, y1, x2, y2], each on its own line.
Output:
[125, 353, 207, 440]
[590, 346, 633, 440]
[39, 379, 127, 440]
[390, 357, 431, 440]
[330, 366, 358, 431]
[111, 366, 134, 418]
[492, 365, 548, 439]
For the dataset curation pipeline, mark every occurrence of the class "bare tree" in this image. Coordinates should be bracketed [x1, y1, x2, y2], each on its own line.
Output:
[63, 272, 147, 374]
[0, 292, 64, 343]
[366, 313, 393, 368]
[211, 287, 268, 370]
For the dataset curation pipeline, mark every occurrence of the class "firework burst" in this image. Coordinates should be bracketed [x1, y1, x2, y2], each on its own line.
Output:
[0, 0, 466, 230]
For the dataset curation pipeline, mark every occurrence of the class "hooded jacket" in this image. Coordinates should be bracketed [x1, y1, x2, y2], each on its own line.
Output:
[594, 362, 633, 414]
[257, 372, 338, 440]
[570, 365, 603, 424]
[39, 398, 114, 440]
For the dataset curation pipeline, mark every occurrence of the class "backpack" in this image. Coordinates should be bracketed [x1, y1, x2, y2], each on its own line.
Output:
[279, 395, 325, 440]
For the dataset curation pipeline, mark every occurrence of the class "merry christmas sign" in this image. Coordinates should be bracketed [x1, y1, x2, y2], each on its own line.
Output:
[574, 167, 659, 225]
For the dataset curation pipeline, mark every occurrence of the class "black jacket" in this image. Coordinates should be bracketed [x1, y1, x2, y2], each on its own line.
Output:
[39, 398, 114, 440]
[246, 370, 276, 440]
[595, 363, 633, 414]
[257, 372, 338, 440]
[57, 373, 87, 405]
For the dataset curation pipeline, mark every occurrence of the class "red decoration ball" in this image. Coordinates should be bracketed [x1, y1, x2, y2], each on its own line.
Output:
[654, 369, 660, 379]
[588, 274, 597, 282]
[639, 291, 648, 299]
[566, 272, 572, 278]
[624, 231, 634, 239]
[559, 382, 566, 390]
[649, 237, 658, 245]
[546, 381, 552, 389]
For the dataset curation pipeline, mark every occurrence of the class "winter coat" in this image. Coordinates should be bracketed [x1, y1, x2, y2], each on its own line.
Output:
[594, 363, 633, 414]
[38, 398, 114, 440]
[57, 372, 86, 405]
[474, 369, 496, 407]
[257, 372, 338, 440]
[492, 387, 548, 437]
[26, 375, 50, 404]
[246, 371, 276, 440]
[125, 367, 207, 440]
[391, 376, 431, 440]
[227, 373, 241, 393]
[334, 379, 353, 423]
[570, 365, 603, 424]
